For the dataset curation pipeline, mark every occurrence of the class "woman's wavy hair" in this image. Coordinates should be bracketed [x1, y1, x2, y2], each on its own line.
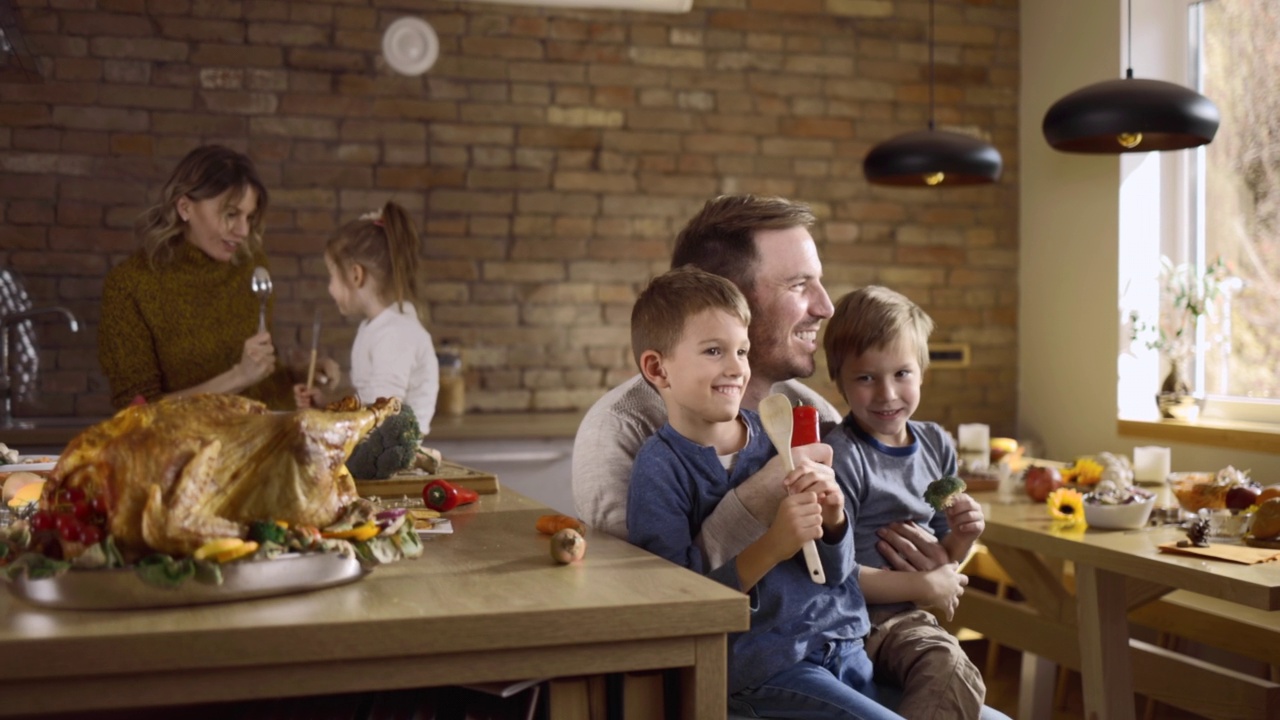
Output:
[135, 145, 269, 267]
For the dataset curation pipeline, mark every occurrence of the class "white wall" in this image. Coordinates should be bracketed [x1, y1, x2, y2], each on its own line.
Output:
[1019, 0, 1280, 476]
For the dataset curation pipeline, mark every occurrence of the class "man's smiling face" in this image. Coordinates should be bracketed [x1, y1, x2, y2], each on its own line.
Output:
[743, 225, 834, 388]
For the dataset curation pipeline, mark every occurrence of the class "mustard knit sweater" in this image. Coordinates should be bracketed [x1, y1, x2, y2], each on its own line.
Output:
[98, 241, 293, 410]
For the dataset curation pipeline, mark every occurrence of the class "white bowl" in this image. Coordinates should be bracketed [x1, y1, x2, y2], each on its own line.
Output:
[1084, 497, 1155, 530]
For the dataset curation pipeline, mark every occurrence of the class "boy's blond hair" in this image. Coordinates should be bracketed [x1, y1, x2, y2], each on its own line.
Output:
[631, 265, 752, 370]
[824, 285, 934, 387]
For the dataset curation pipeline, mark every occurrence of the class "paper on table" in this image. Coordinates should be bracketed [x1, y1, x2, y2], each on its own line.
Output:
[1157, 541, 1280, 565]
[415, 517, 453, 537]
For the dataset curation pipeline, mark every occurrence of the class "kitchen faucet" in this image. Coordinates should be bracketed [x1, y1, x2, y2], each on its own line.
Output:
[0, 306, 80, 429]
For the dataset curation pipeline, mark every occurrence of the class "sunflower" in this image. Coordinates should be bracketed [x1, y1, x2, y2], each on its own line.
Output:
[1047, 487, 1086, 526]
[1060, 457, 1104, 486]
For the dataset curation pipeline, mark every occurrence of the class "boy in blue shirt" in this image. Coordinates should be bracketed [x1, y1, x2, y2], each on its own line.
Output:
[822, 285, 989, 718]
[626, 266, 904, 720]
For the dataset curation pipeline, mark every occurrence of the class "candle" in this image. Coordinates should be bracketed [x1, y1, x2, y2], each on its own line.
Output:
[957, 423, 990, 471]
[1132, 446, 1172, 483]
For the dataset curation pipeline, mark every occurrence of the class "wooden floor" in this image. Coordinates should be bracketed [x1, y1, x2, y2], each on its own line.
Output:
[973, 639, 1204, 720]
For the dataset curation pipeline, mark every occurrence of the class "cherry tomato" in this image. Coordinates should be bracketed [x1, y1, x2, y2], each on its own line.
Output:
[55, 514, 81, 540]
[30, 512, 55, 532]
[72, 501, 93, 521]
[78, 525, 103, 546]
[89, 494, 109, 515]
[57, 486, 85, 504]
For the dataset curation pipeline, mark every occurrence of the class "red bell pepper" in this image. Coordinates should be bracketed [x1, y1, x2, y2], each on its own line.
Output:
[423, 479, 479, 511]
[791, 402, 820, 447]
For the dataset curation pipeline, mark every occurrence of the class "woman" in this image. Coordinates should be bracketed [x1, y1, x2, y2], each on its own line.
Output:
[99, 145, 294, 409]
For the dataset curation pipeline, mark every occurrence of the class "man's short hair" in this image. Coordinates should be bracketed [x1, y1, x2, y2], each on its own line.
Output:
[671, 194, 816, 293]
[823, 285, 935, 387]
[631, 265, 752, 370]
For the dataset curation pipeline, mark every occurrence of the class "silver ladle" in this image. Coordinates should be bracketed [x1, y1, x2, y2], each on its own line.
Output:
[250, 266, 272, 334]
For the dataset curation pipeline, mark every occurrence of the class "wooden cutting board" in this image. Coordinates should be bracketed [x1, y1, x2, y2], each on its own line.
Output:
[354, 460, 499, 498]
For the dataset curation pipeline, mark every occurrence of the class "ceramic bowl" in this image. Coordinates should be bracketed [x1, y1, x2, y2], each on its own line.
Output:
[1083, 495, 1156, 530]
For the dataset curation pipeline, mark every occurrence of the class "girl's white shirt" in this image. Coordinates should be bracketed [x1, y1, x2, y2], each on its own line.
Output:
[350, 302, 439, 432]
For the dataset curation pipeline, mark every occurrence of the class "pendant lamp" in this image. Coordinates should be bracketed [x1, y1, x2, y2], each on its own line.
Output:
[1042, 0, 1219, 153]
[862, 0, 1002, 187]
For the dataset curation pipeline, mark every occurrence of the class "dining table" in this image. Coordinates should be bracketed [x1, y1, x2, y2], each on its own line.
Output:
[0, 489, 749, 719]
[957, 490, 1280, 720]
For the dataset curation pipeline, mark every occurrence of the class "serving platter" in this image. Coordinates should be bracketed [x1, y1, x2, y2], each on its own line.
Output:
[0, 455, 58, 473]
[4, 551, 367, 610]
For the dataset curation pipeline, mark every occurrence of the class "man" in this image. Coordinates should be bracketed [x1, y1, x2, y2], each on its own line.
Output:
[573, 194, 840, 567]
[572, 194, 1007, 719]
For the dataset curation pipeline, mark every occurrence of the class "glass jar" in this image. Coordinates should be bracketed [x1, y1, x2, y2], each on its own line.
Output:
[436, 345, 465, 416]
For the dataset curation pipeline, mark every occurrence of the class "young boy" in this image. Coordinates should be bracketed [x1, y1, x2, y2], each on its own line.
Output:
[626, 266, 904, 720]
[822, 285, 988, 718]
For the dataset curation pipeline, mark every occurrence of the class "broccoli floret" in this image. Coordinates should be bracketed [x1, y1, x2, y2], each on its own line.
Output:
[345, 404, 421, 480]
[924, 475, 967, 511]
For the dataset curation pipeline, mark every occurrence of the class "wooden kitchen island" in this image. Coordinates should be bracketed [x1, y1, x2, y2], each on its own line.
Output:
[0, 490, 748, 719]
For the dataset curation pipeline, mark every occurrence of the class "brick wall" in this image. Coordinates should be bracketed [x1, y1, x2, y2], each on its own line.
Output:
[0, 0, 1019, 436]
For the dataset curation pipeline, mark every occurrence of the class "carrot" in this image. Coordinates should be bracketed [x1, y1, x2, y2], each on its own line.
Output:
[536, 514, 586, 536]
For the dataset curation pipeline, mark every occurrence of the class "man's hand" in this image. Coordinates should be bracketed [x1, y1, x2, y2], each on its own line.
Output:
[945, 493, 985, 544]
[876, 521, 951, 571]
[735, 443, 833, 525]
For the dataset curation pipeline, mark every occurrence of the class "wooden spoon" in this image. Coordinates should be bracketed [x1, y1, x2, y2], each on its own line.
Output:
[758, 393, 826, 585]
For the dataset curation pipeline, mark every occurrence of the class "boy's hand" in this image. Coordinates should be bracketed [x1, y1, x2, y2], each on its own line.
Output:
[918, 562, 968, 622]
[945, 493, 985, 543]
[784, 460, 845, 530]
[765, 492, 825, 562]
[737, 443, 834, 525]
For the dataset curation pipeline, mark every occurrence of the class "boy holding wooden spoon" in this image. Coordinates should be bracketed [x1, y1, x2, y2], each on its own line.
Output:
[626, 266, 904, 720]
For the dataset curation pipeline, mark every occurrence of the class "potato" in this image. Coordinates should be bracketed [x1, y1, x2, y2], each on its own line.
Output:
[550, 528, 586, 564]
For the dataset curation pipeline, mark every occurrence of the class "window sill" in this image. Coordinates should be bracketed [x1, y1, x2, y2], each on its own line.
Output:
[1117, 417, 1280, 455]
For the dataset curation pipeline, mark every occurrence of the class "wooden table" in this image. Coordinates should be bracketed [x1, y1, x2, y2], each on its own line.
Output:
[0, 490, 748, 718]
[958, 493, 1280, 720]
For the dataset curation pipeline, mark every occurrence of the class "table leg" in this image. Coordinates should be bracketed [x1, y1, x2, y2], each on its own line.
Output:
[680, 635, 727, 720]
[1076, 564, 1135, 720]
[1017, 652, 1056, 720]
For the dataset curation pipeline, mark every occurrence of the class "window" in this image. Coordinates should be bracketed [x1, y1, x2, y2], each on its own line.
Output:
[1195, 0, 1280, 420]
[1118, 0, 1278, 426]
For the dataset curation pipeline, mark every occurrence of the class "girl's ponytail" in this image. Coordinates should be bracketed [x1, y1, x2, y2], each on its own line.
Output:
[379, 201, 421, 309]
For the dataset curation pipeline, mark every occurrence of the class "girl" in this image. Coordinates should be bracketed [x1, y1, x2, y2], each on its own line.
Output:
[295, 201, 439, 432]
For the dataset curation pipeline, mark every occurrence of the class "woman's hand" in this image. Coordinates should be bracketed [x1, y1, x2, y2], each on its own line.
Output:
[236, 331, 276, 386]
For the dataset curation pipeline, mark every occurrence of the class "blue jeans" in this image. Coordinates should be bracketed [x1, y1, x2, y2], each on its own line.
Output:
[728, 638, 906, 720]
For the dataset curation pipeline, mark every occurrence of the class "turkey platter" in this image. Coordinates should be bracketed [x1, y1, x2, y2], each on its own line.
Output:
[37, 394, 402, 560]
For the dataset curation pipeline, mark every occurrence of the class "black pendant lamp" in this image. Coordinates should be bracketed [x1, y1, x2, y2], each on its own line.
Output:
[862, 0, 1002, 187]
[1042, 0, 1220, 153]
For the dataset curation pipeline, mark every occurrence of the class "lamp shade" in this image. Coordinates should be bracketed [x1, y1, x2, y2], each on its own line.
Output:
[1042, 76, 1220, 153]
[862, 129, 1003, 187]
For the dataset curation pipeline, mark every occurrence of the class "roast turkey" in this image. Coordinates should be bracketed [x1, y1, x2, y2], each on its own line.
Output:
[42, 394, 401, 558]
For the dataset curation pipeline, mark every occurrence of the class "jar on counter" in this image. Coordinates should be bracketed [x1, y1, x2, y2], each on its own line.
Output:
[436, 345, 465, 416]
